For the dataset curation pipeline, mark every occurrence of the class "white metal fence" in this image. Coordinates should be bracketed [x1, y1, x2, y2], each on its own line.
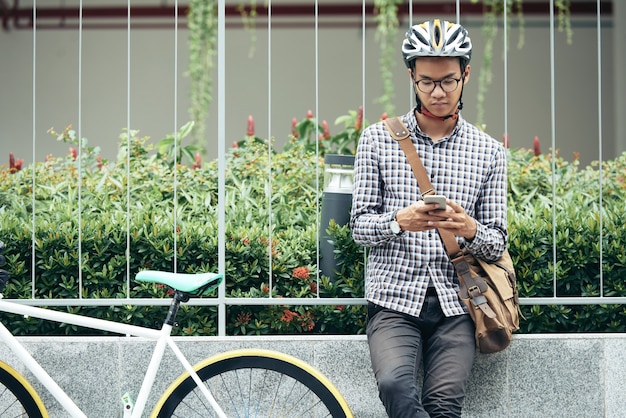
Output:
[1, 1, 624, 336]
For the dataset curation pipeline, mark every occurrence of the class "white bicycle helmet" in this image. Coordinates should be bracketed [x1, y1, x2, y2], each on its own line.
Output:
[402, 19, 472, 68]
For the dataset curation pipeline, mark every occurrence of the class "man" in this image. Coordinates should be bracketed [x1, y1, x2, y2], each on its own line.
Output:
[350, 19, 508, 417]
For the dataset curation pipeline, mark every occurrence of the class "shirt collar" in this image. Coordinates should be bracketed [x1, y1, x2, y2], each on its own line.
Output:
[403, 110, 464, 143]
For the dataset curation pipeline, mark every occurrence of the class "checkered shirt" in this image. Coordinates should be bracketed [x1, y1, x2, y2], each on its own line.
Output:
[350, 111, 509, 318]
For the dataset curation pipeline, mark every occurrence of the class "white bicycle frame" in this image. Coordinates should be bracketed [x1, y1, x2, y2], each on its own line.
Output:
[0, 297, 227, 418]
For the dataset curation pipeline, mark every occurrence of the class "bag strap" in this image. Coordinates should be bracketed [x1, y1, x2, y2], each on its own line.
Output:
[384, 118, 435, 196]
[383, 117, 494, 315]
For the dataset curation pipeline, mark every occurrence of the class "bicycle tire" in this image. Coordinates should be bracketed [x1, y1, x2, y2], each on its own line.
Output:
[151, 348, 353, 418]
[0, 360, 48, 418]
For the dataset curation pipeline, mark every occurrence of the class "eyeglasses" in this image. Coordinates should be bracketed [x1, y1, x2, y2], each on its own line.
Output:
[415, 77, 462, 94]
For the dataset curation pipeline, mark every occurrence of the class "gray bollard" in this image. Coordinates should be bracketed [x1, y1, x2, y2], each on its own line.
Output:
[319, 154, 354, 281]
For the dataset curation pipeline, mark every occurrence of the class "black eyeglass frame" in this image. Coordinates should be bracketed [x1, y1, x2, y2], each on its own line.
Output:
[414, 77, 463, 94]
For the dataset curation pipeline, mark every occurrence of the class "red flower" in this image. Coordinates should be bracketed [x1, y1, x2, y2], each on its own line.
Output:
[281, 309, 297, 323]
[306, 109, 313, 119]
[299, 311, 315, 331]
[191, 152, 202, 169]
[236, 312, 251, 325]
[321, 120, 331, 139]
[156, 284, 174, 296]
[380, 112, 388, 121]
[259, 236, 279, 257]
[292, 266, 310, 280]
[247, 115, 255, 137]
[291, 118, 299, 139]
[309, 281, 318, 293]
[69, 147, 78, 160]
[355, 105, 363, 130]
[533, 136, 541, 156]
[9, 152, 23, 173]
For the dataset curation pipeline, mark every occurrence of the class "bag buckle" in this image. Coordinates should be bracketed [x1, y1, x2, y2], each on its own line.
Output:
[467, 285, 486, 304]
[468, 285, 481, 296]
[467, 286, 496, 318]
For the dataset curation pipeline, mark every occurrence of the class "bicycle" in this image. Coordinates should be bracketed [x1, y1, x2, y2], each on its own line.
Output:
[0, 241, 354, 417]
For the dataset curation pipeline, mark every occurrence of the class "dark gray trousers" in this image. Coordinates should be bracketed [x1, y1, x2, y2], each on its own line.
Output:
[366, 296, 476, 418]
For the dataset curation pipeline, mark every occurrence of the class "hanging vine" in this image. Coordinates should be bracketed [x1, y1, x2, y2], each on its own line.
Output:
[472, 0, 573, 126]
[187, 1, 265, 152]
[187, 0, 218, 153]
[236, 0, 261, 58]
[374, 0, 402, 117]
[555, 0, 573, 44]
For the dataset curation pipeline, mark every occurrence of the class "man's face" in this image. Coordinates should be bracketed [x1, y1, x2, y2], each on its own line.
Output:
[410, 57, 470, 117]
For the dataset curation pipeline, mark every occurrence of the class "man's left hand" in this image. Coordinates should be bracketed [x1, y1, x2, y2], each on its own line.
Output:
[426, 199, 477, 240]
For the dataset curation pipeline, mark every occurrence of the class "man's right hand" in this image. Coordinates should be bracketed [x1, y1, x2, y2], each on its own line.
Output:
[396, 200, 453, 232]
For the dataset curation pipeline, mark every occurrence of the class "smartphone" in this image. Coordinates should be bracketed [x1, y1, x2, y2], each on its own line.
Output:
[423, 195, 446, 210]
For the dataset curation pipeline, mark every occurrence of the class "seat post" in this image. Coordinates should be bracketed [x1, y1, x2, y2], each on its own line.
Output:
[164, 290, 189, 326]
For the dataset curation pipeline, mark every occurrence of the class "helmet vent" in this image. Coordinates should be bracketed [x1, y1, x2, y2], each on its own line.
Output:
[433, 25, 442, 48]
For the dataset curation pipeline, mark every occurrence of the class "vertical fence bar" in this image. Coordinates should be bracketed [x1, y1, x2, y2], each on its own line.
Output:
[30, 1, 37, 299]
[407, 0, 413, 108]
[361, 0, 366, 114]
[267, 0, 274, 297]
[361, 0, 368, 277]
[173, 0, 179, 272]
[549, 0, 558, 297]
[314, 0, 320, 293]
[503, 0, 509, 140]
[596, 0, 604, 296]
[217, 0, 227, 337]
[125, 0, 132, 298]
[77, 0, 84, 299]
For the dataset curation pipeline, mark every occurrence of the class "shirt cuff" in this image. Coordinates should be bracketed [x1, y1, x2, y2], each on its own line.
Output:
[464, 222, 486, 252]
[385, 210, 404, 237]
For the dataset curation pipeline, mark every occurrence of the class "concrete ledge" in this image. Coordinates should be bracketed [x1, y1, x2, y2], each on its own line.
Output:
[0, 334, 624, 417]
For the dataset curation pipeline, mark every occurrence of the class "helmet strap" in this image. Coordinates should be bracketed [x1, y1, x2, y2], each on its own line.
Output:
[418, 105, 459, 121]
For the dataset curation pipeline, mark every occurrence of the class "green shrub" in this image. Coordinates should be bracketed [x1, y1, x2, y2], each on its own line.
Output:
[1, 118, 625, 335]
[0, 124, 360, 335]
[507, 149, 626, 332]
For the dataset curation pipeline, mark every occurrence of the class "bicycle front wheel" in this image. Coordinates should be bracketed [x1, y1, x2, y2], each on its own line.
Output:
[0, 360, 48, 418]
[152, 348, 353, 418]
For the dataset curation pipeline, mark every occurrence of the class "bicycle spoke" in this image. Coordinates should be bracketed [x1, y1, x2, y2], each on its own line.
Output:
[165, 368, 334, 417]
[153, 351, 351, 418]
[0, 363, 46, 418]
